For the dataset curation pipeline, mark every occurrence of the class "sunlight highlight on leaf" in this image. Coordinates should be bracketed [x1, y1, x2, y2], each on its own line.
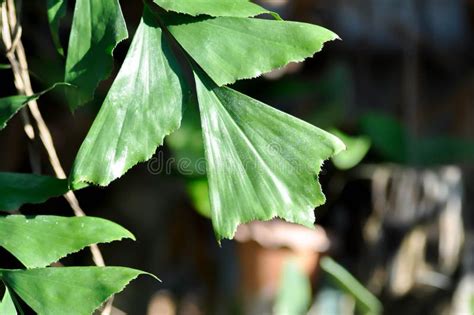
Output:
[166, 15, 338, 86]
[0, 267, 154, 315]
[70, 8, 189, 188]
[194, 70, 345, 240]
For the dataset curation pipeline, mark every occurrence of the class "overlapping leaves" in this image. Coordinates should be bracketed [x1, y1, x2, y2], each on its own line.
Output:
[70, 7, 189, 188]
[0, 215, 134, 268]
[0, 215, 152, 314]
[62, 1, 343, 239]
[65, 0, 128, 110]
[0, 267, 150, 315]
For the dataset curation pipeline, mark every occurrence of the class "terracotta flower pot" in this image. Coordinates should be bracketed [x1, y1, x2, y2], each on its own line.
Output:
[235, 220, 331, 314]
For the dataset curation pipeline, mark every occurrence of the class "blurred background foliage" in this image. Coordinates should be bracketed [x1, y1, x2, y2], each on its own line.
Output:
[0, 0, 473, 314]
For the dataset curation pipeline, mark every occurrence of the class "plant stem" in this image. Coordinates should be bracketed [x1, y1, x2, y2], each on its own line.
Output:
[1, 2, 113, 314]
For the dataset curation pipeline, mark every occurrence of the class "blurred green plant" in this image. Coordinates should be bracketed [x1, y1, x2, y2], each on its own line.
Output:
[470, 295, 474, 314]
[274, 261, 312, 315]
[320, 257, 383, 315]
[362, 113, 474, 165]
[330, 129, 371, 170]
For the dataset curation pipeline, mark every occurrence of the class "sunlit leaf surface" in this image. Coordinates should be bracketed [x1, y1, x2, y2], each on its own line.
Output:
[65, 0, 128, 110]
[0, 173, 68, 211]
[0, 288, 17, 315]
[0, 215, 134, 268]
[153, 0, 275, 18]
[0, 267, 151, 315]
[70, 8, 189, 188]
[166, 15, 338, 86]
[194, 71, 345, 240]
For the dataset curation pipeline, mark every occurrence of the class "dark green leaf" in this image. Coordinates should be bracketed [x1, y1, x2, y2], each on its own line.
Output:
[70, 8, 189, 188]
[0, 215, 134, 268]
[0, 267, 154, 315]
[0, 83, 67, 130]
[321, 257, 383, 315]
[0, 64, 11, 69]
[153, 0, 277, 18]
[0, 95, 38, 130]
[47, 0, 67, 56]
[166, 15, 338, 86]
[0, 173, 68, 211]
[330, 129, 371, 170]
[0, 288, 17, 315]
[65, 0, 128, 110]
[274, 261, 311, 315]
[194, 71, 345, 240]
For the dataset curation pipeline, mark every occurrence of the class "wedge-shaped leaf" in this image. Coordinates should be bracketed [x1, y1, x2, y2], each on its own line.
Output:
[0, 267, 152, 315]
[166, 15, 338, 86]
[65, 0, 128, 110]
[0, 288, 17, 315]
[0, 215, 134, 268]
[153, 0, 276, 18]
[70, 8, 188, 189]
[194, 71, 345, 240]
[0, 173, 68, 211]
[47, 0, 67, 56]
[0, 84, 66, 130]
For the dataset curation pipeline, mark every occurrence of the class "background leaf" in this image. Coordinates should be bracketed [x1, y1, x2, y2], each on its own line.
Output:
[330, 129, 371, 170]
[166, 95, 205, 175]
[153, 0, 277, 18]
[194, 71, 345, 240]
[186, 178, 211, 218]
[166, 15, 338, 86]
[70, 8, 189, 189]
[321, 257, 383, 315]
[0, 173, 68, 211]
[0, 215, 134, 268]
[0, 267, 152, 315]
[65, 0, 128, 110]
[47, 0, 68, 56]
[361, 113, 474, 165]
[0, 288, 17, 315]
[274, 261, 311, 315]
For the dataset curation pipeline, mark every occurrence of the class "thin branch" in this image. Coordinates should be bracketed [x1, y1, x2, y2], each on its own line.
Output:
[1, 2, 114, 314]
